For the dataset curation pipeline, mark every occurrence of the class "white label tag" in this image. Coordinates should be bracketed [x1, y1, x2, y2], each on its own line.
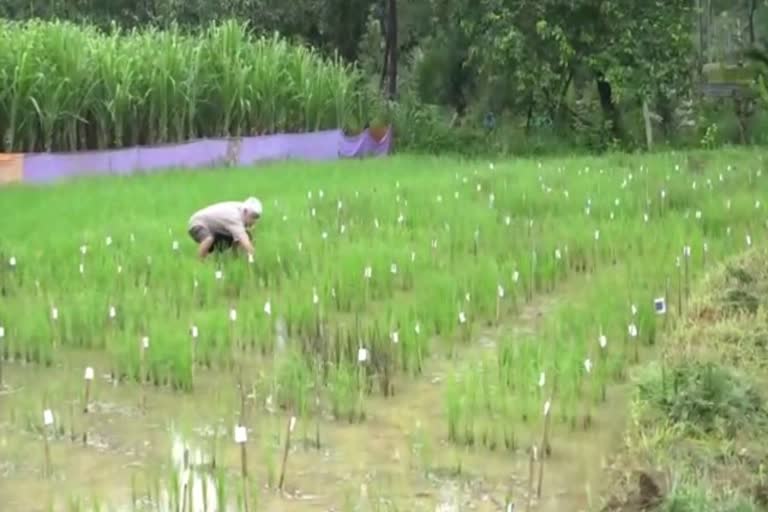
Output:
[9, 256, 16, 267]
[599, 334, 607, 348]
[358, 348, 368, 362]
[215, 270, 223, 280]
[43, 409, 54, 426]
[391, 331, 399, 344]
[109, 306, 116, 319]
[538, 372, 546, 388]
[234, 425, 247, 443]
[289, 416, 297, 432]
[458, 312, 467, 324]
[191, 325, 198, 338]
[414, 323, 421, 335]
[172, 240, 179, 251]
[142, 336, 150, 349]
[312, 288, 319, 305]
[364, 266, 372, 279]
[654, 297, 667, 314]
[105, 236, 113, 246]
[0, 326, 4, 338]
[628, 324, 638, 338]
[79, 263, 85, 274]
[584, 359, 593, 373]
[84, 367, 94, 380]
[512, 271, 519, 283]
[497, 285, 504, 298]
[544, 400, 551, 416]
[264, 301, 272, 316]
[51, 307, 59, 320]
[80, 245, 88, 255]
[229, 309, 237, 321]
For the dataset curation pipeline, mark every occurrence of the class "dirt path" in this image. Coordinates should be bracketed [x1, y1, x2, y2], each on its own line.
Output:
[357, 270, 629, 512]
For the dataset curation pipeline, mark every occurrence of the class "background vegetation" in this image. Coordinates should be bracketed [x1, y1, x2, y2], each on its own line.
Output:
[3, 0, 768, 155]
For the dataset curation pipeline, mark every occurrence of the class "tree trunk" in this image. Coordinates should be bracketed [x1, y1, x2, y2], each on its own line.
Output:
[379, 0, 389, 92]
[525, 94, 534, 136]
[386, 0, 398, 99]
[595, 73, 624, 142]
[555, 69, 574, 130]
[748, 0, 757, 45]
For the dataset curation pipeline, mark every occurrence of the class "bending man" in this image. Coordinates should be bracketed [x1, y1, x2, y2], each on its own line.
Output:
[187, 197, 262, 260]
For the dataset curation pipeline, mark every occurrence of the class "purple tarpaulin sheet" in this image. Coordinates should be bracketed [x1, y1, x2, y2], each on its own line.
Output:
[20, 127, 391, 184]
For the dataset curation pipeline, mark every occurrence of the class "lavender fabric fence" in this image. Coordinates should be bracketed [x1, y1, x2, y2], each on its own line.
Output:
[20, 127, 391, 184]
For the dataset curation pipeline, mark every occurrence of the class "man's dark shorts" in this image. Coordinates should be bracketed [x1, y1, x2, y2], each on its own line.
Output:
[188, 225, 250, 254]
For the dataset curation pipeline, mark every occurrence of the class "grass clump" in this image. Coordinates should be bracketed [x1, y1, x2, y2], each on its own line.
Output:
[636, 361, 768, 437]
[0, 18, 367, 152]
[603, 248, 768, 512]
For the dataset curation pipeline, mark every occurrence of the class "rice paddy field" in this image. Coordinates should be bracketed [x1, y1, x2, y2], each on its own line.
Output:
[0, 148, 766, 512]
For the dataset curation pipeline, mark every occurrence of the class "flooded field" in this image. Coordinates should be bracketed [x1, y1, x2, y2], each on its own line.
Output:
[0, 286, 630, 512]
[1, 151, 764, 511]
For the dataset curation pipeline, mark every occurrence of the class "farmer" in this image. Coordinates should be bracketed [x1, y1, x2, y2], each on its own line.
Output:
[187, 197, 263, 260]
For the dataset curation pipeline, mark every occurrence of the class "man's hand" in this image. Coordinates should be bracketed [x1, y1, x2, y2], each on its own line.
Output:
[237, 235, 255, 258]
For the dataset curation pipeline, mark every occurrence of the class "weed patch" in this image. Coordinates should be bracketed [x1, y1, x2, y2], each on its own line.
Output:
[637, 361, 767, 437]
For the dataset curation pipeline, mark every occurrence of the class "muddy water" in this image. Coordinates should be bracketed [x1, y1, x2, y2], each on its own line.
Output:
[0, 291, 630, 512]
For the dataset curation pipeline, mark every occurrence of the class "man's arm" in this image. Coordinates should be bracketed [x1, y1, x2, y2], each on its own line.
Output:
[228, 225, 254, 257]
[197, 235, 215, 260]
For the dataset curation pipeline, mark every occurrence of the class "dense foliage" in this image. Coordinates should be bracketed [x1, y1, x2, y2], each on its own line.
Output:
[0, 19, 366, 152]
[2, 0, 768, 154]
